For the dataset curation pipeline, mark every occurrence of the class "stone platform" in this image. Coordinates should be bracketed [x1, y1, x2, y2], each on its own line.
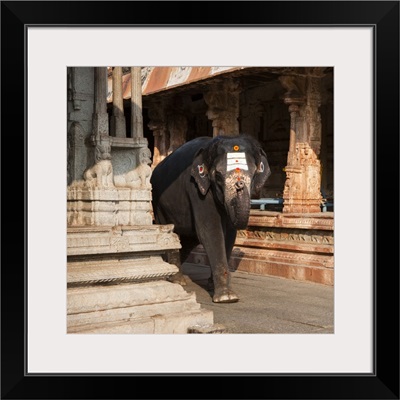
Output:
[187, 210, 334, 286]
[67, 225, 217, 334]
[67, 280, 214, 334]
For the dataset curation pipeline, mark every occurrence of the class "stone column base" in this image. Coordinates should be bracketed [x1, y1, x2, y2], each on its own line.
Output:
[282, 200, 323, 214]
[67, 225, 220, 334]
[67, 188, 153, 226]
[67, 281, 214, 334]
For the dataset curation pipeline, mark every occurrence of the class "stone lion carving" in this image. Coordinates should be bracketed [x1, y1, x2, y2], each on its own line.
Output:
[123, 147, 152, 189]
[84, 139, 114, 188]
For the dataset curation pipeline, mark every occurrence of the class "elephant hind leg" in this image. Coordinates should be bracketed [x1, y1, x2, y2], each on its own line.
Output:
[166, 237, 199, 286]
[166, 249, 186, 286]
[179, 236, 200, 264]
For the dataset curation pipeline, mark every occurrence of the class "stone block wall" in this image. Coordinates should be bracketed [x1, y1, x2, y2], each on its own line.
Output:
[187, 210, 334, 286]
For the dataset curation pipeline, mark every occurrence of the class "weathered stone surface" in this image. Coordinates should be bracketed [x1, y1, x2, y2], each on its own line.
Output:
[188, 323, 226, 334]
[65, 67, 219, 335]
[68, 292, 199, 327]
[68, 309, 215, 334]
[67, 188, 153, 226]
[204, 79, 240, 136]
[113, 147, 152, 189]
[186, 210, 334, 286]
[68, 281, 194, 314]
[280, 73, 324, 213]
[67, 225, 181, 256]
[188, 246, 333, 286]
[67, 281, 214, 334]
[248, 210, 334, 230]
[67, 187, 152, 201]
[67, 256, 178, 284]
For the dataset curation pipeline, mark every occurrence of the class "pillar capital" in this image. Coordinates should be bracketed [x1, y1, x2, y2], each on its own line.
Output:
[204, 78, 241, 136]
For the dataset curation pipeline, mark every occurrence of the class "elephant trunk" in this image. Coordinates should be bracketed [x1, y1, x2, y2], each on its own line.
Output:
[226, 181, 251, 229]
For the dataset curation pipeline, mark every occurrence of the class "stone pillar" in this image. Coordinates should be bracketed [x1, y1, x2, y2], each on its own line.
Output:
[81, 67, 114, 190]
[67, 122, 85, 186]
[88, 67, 112, 186]
[110, 67, 126, 138]
[279, 72, 323, 213]
[167, 113, 187, 154]
[204, 79, 241, 136]
[148, 101, 169, 168]
[67, 67, 218, 334]
[131, 66, 143, 138]
[92, 67, 109, 138]
[306, 75, 323, 156]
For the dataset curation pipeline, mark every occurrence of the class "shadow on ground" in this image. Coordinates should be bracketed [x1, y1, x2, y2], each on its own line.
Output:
[181, 262, 334, 334]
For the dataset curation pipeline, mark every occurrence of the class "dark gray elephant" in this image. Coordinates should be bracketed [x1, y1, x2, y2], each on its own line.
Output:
[151, 134, 271, 303]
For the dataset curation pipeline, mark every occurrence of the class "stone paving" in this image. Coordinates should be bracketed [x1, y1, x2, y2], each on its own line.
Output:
[182, 262, 334, 334]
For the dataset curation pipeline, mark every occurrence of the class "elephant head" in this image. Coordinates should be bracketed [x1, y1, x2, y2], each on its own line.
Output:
[191, 135, 271, 229]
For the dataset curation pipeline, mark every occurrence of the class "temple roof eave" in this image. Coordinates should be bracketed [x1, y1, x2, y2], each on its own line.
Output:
[106, 66, 333, 103]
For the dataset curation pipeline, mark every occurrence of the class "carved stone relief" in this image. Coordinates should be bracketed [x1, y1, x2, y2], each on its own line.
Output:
[204, 79, 241, 136]
[279, 71, 324, 213]
[237, 227, 333, 245]
[114, 147, 152, 189]
[83, 136, 114, 189]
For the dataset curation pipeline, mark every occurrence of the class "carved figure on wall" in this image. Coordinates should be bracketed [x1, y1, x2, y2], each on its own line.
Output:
[84, 138, 114, 188]
[114, 147, 152, 189]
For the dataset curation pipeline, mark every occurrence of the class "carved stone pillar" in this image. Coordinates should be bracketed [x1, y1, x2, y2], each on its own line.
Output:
[204, 79, 240, 136]
[67, 121, 86, 186]
[167, 112, 187, 154]
[280, 72, 323, 213]
[84, 67, 114, 189]
[110, 67, 126, 138]
[131, 66, 143, 138]
[148, 101, 169, 168]
[92, 67, 109, 138]
[67, 67, 216, 334]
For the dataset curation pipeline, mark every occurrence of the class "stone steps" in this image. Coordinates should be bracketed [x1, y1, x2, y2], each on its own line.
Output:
[67, 281, 215, 334]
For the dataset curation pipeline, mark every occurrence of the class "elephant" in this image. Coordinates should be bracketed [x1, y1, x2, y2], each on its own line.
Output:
[151, 134, 271, 303]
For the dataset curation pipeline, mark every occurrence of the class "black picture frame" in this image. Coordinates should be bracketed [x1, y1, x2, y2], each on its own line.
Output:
[2, 1, 399, 399]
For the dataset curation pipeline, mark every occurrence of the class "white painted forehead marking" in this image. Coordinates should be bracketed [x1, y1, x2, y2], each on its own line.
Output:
[226, 152, 248, 171]
[227, 152, 246, 159]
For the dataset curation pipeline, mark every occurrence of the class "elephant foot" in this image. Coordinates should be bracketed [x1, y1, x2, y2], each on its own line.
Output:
[167, 272, 187, 286]
[213, 288, 239, 303]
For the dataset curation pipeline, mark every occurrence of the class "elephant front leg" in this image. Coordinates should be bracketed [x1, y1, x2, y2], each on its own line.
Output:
[210, 262, 239, 303]
[205, 225, 239, 302]
[193, 202, 239, 303]
[199, 234, 239, 303]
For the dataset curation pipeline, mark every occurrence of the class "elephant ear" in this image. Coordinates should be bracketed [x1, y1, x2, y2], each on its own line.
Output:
[191, 149, 210, 196]
[252, 148, 271, 195]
